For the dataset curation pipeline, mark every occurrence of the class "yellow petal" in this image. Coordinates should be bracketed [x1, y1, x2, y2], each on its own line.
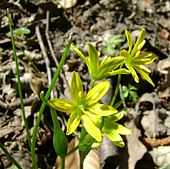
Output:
[48, 98, 72, 112]
[125, 62, 139, 83]
[86, 81, 110, 105]
[67, 112, 81, 135]
[82, 115, 102, 142]
[138, 69, 155, 86]
[125, 30, 133, 53]
[70, 71, 83, 101]
[87, 43, 99, 74]
[70, 44, 86, 62]
[111, 122, 131, 135]
[88, 103, 117, 116]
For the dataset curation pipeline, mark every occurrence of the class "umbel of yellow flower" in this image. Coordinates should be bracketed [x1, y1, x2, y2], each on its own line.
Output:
[48, 72, 117, 142]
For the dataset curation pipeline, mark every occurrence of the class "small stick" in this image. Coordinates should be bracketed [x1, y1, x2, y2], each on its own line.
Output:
[45, 10, 70, 93]
[45, 10, 58, 66]
[35, 25, 52, 85]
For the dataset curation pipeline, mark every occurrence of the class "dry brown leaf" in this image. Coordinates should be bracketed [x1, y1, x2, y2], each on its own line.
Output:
[126, 109, 147, 169]
[55, 139, 100, 169]
[83, 149, 100, 169]
[55, 139, 80, 169]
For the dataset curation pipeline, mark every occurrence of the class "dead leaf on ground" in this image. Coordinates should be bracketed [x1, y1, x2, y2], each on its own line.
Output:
[55, 138, 100, 169]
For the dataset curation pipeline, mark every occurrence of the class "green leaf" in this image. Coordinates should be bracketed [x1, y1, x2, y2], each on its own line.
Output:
[103, 35, 123, 55]
[67, 112, 81, 135]
[82, 115, 102, 142]
[7, 27, 31, 37]
[53, 128, 68, 158]
[79, 128, 95, 154]
[122, 85, 129, 98]
[48, 98, 73, 113]
[88, 103, 117, 116]
[86, 80, 110, 105]
[70, 71, 83, 101]
[129, 90, 139, 102]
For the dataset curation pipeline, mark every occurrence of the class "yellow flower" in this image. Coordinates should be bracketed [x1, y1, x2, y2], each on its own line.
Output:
[117, 29, 157, 85]
[48, 72, 117, 142]
[71, 43, 129, 81]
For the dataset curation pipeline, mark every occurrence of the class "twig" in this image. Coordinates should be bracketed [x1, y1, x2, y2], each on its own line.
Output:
[45, 10, 58, 66]
[45, 10, 70, 91]
[35, 25, 52, 86]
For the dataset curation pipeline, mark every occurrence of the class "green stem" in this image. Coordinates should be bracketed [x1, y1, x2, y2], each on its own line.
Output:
[31, 42, 71, 169]
[80, 152, 85, 169]
[0, 143, 23, 169]
[7, 12, 31, 148]
[110, 74, 121, 106]
[61, 157, 65, 169]
[119, 84, 127, 108]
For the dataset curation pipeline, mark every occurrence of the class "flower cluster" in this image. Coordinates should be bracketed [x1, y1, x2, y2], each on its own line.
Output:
[48, 29, 156, 147]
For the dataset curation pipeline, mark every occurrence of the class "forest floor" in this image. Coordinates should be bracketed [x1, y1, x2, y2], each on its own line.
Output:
[0, 0, 170, 169]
